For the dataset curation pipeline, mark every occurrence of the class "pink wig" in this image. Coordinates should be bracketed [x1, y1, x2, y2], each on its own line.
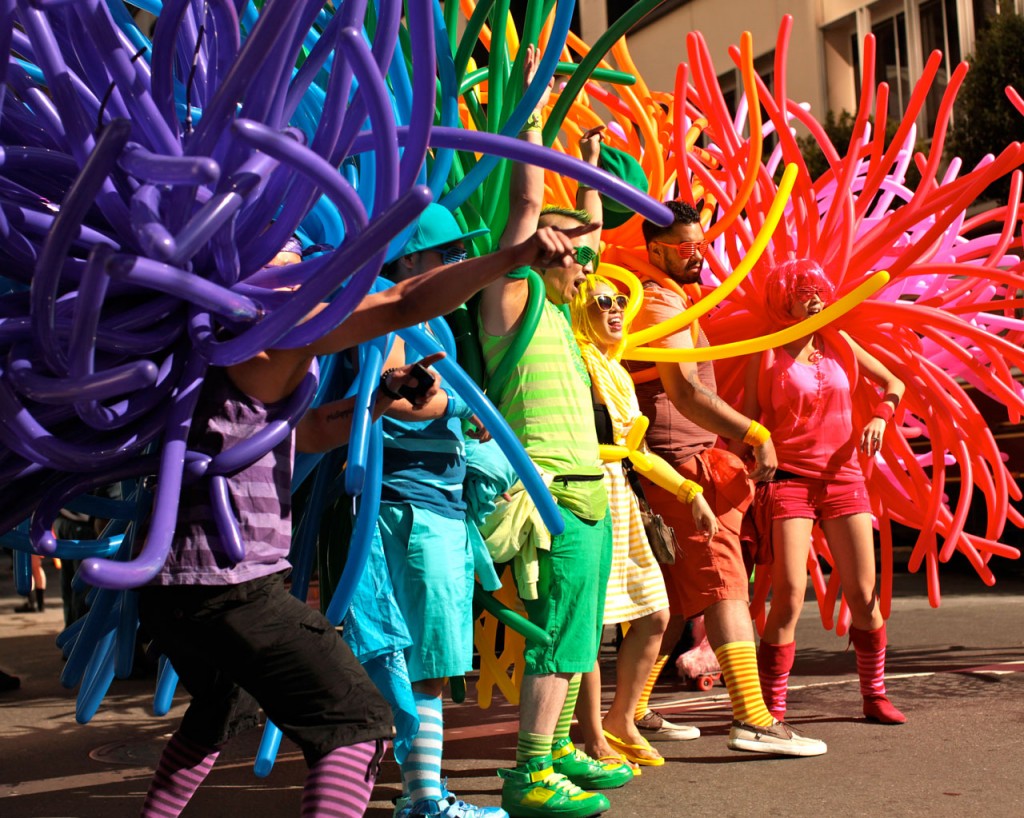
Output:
[763, 259, 836, 327]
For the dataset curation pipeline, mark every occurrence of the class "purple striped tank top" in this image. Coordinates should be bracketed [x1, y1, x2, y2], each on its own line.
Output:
[149, 368, 294, 586]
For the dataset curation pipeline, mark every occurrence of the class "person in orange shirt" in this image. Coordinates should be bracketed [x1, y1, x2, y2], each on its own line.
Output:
[625, 202, 826, 756]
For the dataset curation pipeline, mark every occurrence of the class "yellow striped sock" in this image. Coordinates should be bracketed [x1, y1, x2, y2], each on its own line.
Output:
[634, 655, 669, 721]
[515, 731, 553, 766]
[714, 641, 775, 727]
[553, 674, 581, 741]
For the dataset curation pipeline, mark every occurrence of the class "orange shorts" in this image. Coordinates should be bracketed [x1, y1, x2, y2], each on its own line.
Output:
[641, 447, 754, 620]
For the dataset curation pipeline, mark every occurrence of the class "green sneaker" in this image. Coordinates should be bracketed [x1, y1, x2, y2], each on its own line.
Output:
[498, 754, 610, 818]
[550, 738, 634, 790]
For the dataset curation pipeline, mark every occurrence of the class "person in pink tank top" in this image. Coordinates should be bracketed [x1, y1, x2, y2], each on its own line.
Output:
[735, 258, 907, 725]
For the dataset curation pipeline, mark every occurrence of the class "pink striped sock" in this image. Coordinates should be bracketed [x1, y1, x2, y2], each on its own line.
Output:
[140, 731, 219, 817]
[757, 640, 796, 721]
[850, 626, 887, 698]
[300, 739, 388, 818]
[850, 625, 905, 724]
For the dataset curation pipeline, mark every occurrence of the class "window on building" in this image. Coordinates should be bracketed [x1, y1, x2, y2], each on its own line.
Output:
[919, 0, 961, 132]
[851, 31, 862, 100]
[872, 12, 912, 123]
[714, 50, 776, 151]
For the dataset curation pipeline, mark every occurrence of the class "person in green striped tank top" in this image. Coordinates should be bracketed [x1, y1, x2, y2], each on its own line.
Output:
[478, 46, 632, 818]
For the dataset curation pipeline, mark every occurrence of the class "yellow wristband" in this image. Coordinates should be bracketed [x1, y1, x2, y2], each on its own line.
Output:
[743, 420, 771, 447]
[519, 112, 542, 134]
[676, 480, 704, 504]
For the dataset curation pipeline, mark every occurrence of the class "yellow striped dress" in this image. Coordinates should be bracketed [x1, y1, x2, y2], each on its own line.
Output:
[580, 343, 670, 624]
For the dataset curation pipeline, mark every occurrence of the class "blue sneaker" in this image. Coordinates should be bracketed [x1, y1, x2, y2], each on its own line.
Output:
[439, 795, 510, 818]
[396, 794, 509, 818]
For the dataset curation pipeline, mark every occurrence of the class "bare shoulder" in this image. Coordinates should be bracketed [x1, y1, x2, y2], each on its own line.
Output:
[227, 350, 312, 405]
[479, 275, 530, 337]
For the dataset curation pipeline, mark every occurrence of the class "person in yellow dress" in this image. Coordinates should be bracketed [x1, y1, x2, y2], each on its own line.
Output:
[569, 271, 718, 767]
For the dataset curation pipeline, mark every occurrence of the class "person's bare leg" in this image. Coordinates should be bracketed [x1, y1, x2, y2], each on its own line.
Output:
[658, 613, 687, 656]
[519, 673, 570, 737]
[823, 514, 903, 723]
[703, 597, 757, 649]
[759, 517, 813, 719]
[761, 517, 814, 644]
[821, 514, 882, 632]
[602, 610, 668, 746]
[576, 661, 617, 759]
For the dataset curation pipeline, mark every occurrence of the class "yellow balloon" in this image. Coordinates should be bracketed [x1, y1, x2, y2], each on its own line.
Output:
[473, 568, 528, 708]
[625, 270, 891, 362]
[598, 443, 628, 462]
[630, 450, 687, 496]
[597, 415, 648, 463]
[624, 162, 799, 350]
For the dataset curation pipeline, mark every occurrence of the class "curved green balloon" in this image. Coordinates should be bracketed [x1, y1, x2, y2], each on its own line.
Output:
[473, 585, 552, 646]
[544, 0, 666, 145]
[486, 269, 545, 403]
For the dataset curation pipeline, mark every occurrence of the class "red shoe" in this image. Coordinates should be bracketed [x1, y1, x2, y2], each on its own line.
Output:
[863, 695, 906, 724]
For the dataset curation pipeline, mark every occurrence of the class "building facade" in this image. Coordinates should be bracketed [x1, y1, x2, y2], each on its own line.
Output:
[575, 0, 1022, 130]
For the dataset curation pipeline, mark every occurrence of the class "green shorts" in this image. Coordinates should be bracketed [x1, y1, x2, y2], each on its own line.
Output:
[521, 507, 613, 675]
[379, 503, 475, 682]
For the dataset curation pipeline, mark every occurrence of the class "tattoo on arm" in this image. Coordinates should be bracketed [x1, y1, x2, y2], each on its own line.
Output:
[324, 407, 353, 423]
[688, 371, 730, 414]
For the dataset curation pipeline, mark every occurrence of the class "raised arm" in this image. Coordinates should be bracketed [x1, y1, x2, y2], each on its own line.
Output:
[479, 43, 549, 337]
[230, 243, 539, 403]
[575, 125, 604, 253]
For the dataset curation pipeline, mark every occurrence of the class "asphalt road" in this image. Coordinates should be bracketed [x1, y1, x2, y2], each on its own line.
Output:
[1, 560, 1022, 818]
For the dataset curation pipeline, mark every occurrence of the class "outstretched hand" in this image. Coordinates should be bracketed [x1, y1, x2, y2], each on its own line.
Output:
[510, 222, 601, 270]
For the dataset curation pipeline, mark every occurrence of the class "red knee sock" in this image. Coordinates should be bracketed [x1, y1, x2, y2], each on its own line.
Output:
[757, 640, 796, 721]
[141, 731, 220, 817]
[849, 625, 906, 725]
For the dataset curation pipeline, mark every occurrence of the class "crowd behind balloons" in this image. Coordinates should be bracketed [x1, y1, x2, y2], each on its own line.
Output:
[1, 0, 1022, 752]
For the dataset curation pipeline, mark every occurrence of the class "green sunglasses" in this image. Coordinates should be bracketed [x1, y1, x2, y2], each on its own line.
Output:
[573, 245, 597, 266]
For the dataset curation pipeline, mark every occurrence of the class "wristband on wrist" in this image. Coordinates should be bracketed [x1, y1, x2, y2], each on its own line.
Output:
[379, 369, 404, 401]
[872, 402, 895, 423]
[519, 112, 542, 134]
[676, 480, 704, 505]
[743, 420, 771, 447]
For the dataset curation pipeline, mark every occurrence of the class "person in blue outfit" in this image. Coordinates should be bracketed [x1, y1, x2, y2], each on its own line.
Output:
[358, 203, 513, 818]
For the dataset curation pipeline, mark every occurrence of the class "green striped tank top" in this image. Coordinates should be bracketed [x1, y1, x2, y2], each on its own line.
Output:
[480, 299, 607, 521]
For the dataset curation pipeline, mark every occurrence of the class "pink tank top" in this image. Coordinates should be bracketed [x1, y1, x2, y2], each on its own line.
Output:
[761, 343, 862, 481]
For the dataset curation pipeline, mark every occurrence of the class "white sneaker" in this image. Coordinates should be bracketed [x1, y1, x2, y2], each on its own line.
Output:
[727, 720, 827, 757]
[634, 710, 700, 741]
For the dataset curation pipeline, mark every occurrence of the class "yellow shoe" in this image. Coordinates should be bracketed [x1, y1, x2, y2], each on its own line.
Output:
[600, 729, 665, 767]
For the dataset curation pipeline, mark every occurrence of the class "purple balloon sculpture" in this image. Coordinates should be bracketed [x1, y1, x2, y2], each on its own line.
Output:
[1, 0, 671, 595]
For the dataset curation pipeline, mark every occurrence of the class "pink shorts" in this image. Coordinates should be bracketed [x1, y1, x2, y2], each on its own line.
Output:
[771, 476, 871, 521]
